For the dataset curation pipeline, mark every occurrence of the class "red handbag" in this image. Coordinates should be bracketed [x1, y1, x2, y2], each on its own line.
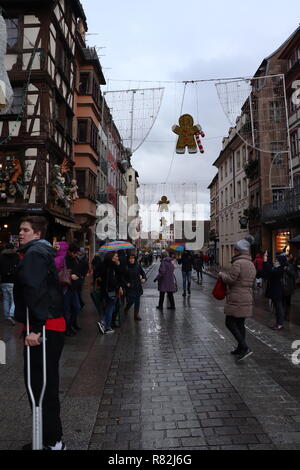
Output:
[212, 278, 226, 300]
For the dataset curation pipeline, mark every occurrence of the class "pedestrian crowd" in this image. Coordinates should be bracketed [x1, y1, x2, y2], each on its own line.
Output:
[0, 214, 299, 451]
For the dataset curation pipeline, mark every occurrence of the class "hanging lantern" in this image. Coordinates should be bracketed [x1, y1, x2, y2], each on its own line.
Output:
[172, 114, 205, 154]
[0, 14, 13, 114]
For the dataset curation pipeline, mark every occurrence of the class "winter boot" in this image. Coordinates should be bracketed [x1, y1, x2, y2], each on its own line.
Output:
[134, 308, 142, 321]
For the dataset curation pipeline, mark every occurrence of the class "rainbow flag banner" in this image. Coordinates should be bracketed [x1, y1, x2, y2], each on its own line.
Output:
[169, 243, 185, 252]
[98, 240, 135, 252]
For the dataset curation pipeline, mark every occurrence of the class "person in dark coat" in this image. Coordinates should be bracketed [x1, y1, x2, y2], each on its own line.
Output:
[124, 254, 146, 321]
[76, 248, 89, 309]
[263, 252, 286, 330]
[97, 251, 124, 334]
[14, 216, 66, 450]
[0, 243, 19, 324]
[193, 252, 203, 284]
[154, 253, 176, 310]
[91, 254, 102, 289]
[178, 250, 193, 296]
[64, 244, 83, 336]
[282, 253, 297, 321]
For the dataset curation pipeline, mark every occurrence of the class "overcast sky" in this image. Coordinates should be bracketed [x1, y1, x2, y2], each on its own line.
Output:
[82, 0, 300, 216]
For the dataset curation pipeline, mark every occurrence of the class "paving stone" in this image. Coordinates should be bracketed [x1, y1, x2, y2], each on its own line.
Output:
[5, 273, 300, 451]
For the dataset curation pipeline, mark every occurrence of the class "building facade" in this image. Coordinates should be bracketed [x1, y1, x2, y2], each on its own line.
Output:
[254, 27, 300, 256]
[207, 173, 219, 264]
[0, 0, 86, 246]
[72, 21, 106, 260]
[213, 128, 249, 269]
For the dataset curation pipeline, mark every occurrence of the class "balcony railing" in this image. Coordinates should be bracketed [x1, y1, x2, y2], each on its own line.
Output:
[262, 186, 300, 222]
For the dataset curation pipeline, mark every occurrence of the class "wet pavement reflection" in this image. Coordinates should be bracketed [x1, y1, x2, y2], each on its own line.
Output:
[1, 261, 300, 450]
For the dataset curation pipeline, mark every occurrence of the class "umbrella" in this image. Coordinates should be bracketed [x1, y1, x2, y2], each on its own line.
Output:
[290, 235, 300, 243]
[169, 243, 185, 252]
[97, 240, 135, 253]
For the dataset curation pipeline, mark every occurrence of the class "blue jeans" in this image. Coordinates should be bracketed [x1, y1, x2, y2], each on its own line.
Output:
[126, 295, 141, 312]
[104, 296, 117, 330]
[182, 271, 192, 292]
[1, 283, 15, 318]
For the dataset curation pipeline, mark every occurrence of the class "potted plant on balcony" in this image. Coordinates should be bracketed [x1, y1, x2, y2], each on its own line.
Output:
[243, 206, 261, 221]
[244, 159, 259, 180]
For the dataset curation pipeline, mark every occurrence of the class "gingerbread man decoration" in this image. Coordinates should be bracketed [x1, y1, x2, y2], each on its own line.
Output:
[172, 114, 205, 154]
[158, 195, 170, 212]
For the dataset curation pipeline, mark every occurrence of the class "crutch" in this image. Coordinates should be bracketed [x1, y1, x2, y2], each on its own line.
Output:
[26, 308, 47, 450]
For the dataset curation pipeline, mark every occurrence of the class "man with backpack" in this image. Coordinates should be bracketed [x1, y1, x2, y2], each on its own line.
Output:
[0, 243, 19, 325]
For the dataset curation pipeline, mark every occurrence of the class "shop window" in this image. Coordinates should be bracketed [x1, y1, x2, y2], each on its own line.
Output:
[275, 231, 290, 253]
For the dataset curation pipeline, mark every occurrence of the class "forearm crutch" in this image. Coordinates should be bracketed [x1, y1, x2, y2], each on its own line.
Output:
[26, 308, 47, 450]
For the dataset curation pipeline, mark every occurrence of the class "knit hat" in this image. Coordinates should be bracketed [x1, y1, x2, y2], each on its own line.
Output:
[234, 235, 255, 253]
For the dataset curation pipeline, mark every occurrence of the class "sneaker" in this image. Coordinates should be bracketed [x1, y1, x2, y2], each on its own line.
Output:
[105, 328, 115, 335]
[97, 321, 105, 334]
[271, 324, 284, 330]
[182, 292, 186, 297]
[237, 349, 253, 362]
[230, 347, 241, 355]
[44, 441, 67, 451]
[22, 442, 66, 450]
[6, 317, 16, 326]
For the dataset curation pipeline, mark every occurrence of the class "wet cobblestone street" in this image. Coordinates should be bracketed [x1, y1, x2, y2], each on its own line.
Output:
[1, 262, 300, 450]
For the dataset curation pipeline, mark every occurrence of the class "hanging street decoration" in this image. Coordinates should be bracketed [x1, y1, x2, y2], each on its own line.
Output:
[172, 114, 205, 154]
[49, 164, 78, 209]
[157, 195, 170, 212]
[0, 159, 29, 199]
[0, 14, 13, 113]
[195, 130, 205, 153]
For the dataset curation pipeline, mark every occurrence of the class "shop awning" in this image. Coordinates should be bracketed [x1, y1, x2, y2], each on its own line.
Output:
[54, 217, 81, 230]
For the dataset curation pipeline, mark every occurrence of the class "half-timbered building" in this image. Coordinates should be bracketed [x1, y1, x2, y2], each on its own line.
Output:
[0, 0, 86, 245]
